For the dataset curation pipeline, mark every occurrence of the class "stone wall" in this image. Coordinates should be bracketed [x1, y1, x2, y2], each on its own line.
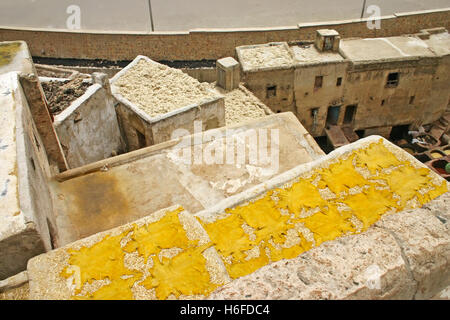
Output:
[0, 72, 55, 280]
[294, 61, 349, 136]
[346, 61, 441, 131]
[53, 84, 124, 169]
[150, 98, 225, 145]
[114, 97, 225, 151]
[0, 9, 448, 61]
[243, 68, 296, 114]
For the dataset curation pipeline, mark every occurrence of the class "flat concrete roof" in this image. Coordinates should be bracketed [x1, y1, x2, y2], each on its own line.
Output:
[339, 36, 436, 62]
[423, 31, 450, 56]
[291, 44, 344, 66]
[236, 42, 294, 72]
[51, 112, 324, 246]
[0, 41, 34, 75]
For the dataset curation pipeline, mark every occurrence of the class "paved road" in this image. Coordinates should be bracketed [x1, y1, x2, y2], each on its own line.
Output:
[0, 0, 448, 32]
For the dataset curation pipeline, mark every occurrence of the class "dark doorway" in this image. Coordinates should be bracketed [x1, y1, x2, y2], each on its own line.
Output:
[314, 136, 334, 154]
[136, 129, 147, 149]
[355, 130, 365, 138]
[326, 106, 341, 125]
[343, 105, 357, 125]
[389, 124, 410, 141]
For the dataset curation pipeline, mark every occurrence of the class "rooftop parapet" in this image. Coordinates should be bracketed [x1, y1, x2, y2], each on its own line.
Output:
[339, 35, 438, 64]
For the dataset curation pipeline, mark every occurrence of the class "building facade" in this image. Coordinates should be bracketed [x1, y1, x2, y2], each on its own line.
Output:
[236, 28, 450, 144]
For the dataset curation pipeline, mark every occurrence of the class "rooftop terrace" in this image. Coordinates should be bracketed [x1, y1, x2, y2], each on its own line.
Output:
[339, 36, 436, 62]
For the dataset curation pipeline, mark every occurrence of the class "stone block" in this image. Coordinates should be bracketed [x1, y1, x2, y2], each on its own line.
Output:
[28, 206, 230, 300]
[0, 72, 54, 280]
[374, 197, 450, 299]
[216, 57, 240, 91]
[208, 228, 416, 299]
[314, 29, 340, 52]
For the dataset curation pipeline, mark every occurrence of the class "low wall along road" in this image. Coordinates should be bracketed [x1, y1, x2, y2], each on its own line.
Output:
[0, 8, 449, 62]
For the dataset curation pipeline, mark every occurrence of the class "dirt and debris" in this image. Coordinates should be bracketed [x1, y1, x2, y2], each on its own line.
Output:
[211, 84, 269, 126]
[41, 78, 91, 115]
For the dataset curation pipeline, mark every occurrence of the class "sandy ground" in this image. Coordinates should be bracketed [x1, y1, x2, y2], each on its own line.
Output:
[115, 59, 218, 117]
[0, 0, 448, 32]
[211, 84, 268, 126]
[0, 283, 29, 300]
[239, 44, 293, 69]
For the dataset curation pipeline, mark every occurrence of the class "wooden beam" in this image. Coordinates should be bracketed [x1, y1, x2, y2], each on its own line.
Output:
[18, 74, 68, 172]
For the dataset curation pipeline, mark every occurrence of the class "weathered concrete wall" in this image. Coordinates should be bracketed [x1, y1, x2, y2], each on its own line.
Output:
[19, 74, 68, 173]
[428, 54, 450, 127]
[15, 75, 56, 249]
[115, 97, 225, 151]
[0, 9, 448, 61]
[50, 112, 324, 246]
[150, 98, 225, 145]
[53, 84, 124, 168]
[115, 102, 152, 151]
[182, 67, 217, 83]
[294, 61, 349, 136]
[0, 72, 55, 279]
[344, 60, 442, 131]
[242, 68, 295, 114]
